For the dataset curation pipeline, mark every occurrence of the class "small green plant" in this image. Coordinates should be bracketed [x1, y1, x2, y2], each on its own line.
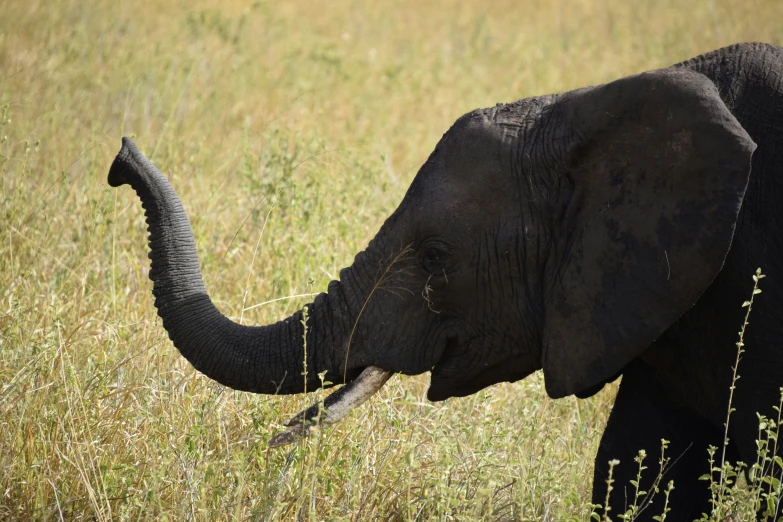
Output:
[694, 268, 777, 522]
[601, 459, 620, 522]
[652, 480, 675, 522]
[596, 439, 672, 522]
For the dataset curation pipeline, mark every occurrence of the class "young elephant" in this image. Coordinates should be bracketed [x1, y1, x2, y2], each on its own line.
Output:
[109, 42, 783, 519]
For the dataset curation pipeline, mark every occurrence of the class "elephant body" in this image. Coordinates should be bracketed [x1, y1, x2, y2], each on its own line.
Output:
[591, 44, 783, 518]
[110, 42, 783, 520]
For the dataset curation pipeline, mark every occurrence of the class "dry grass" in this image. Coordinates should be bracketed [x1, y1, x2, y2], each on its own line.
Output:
[2, 0, 782, 519]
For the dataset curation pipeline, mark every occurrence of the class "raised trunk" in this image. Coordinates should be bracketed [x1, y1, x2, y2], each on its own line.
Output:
[108, 137, 356, 394]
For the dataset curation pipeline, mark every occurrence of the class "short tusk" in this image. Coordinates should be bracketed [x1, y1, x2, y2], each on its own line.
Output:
[267, 366, 393, 448]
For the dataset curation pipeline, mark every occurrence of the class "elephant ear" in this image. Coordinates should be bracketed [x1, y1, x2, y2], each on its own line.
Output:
[542, 68, 755, 399]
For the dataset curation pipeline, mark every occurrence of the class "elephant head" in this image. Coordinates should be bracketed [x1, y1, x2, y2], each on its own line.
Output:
[110, 67, 754, 420]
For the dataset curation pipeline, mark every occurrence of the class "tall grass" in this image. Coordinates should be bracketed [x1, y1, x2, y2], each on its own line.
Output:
[2, 0, 782, 519]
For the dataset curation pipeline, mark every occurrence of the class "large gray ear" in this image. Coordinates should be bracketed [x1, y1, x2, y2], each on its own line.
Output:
[543, 68, 755, 399]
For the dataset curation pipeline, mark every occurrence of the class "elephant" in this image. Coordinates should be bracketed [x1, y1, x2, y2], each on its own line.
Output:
[109, 42, 783, 520]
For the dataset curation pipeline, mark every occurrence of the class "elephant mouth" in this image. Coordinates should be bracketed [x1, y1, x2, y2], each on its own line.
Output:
[427, 336, 475, 401]
[427, 337, 536, 401]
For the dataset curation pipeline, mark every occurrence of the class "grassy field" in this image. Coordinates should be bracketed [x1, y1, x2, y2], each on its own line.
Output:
[2, 0, 783, 520]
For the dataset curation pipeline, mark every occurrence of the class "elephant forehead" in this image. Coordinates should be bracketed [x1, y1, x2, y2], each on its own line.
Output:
[434, 111, 511, 169]
[416, 164, 517, 223]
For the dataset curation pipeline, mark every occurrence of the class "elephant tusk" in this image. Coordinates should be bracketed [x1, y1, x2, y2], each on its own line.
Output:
[267, 366, 393, 448]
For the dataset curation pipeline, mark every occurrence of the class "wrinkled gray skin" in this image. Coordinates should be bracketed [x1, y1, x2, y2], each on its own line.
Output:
[110, 43, 783, 519]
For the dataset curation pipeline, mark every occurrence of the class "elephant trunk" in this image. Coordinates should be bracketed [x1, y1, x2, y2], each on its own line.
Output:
[108, 137, 353, 394]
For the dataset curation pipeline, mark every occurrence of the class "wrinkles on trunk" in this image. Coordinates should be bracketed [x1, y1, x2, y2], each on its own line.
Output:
[108, 137, 364, 394]
[342, 243, 414, 381]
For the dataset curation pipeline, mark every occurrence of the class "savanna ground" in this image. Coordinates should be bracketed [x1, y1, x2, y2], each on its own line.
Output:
[2, 1, 783, 520]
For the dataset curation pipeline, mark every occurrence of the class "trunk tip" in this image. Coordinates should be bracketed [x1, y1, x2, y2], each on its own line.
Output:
[107, 137, 140, 188]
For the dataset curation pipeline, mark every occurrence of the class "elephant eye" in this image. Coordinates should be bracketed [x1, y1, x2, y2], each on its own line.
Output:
[420, 243, 451, 273]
